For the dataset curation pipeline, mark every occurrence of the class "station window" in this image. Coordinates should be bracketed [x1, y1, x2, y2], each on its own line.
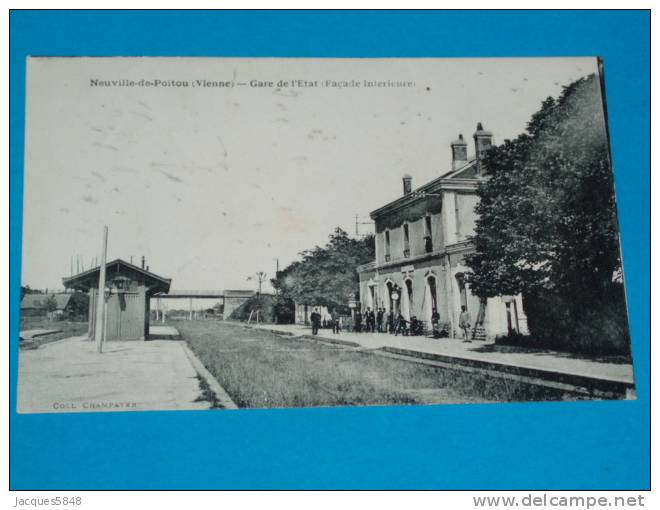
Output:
[424, 216, 433, 253]
[403, 224, 410, 257]
[385, 230, 391, 261]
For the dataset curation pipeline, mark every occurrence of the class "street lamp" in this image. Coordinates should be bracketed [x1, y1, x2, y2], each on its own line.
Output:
[105, 276, 130, 300]
[246, 271, 268, 294]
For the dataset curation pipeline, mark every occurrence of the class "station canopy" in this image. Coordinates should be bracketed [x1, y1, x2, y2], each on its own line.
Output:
[62, 258, 171, 295]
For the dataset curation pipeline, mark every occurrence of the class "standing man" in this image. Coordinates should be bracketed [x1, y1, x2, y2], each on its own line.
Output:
[311, 307, 321, 335]
[431, 309, 440, 336]
[376, 308, 384, 333]
[331, 309, 340, 334]
[459, 305, 472, 342]
[355, 309, 363, 333]
[365, 307, 375, 333]
[395, 311, 408, 336]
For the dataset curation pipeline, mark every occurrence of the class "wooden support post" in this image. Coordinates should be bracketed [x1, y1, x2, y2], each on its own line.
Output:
[103, 298, 108, 347]
[94, 226, 108, 353]
[189, 297, 193, 321]
[88, 288, 96, 341]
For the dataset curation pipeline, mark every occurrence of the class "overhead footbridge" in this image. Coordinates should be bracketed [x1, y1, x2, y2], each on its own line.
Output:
[151, 289, 255, 320]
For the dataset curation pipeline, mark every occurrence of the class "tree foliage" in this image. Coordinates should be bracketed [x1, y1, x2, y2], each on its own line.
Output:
[41, 295, 58, 313]
[272, 228, 375, 313]
[465, 74, 630, 353]
[67, 292, 90, 320]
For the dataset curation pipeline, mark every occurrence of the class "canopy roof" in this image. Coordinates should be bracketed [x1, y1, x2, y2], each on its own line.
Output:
[62, 259, 171, 294]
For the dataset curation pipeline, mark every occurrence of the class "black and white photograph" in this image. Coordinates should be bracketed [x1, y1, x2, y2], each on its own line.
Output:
[18, 56, 635, 413]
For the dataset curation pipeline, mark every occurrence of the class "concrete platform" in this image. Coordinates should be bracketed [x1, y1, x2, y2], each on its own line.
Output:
[17, 336, 211, 413]
[247, 323, 635, 397]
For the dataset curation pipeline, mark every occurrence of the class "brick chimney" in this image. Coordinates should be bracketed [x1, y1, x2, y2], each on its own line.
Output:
[473, 122, 493, 175]
[402, 174, 412, 195]
[141, 256, 145, 269]
[450, 134, 468, 171]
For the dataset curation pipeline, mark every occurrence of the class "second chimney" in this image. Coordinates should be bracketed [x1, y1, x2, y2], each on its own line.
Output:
[473, 122, 494, 174]
[402, 174, 413, 195]
[450, 134, 468, 171]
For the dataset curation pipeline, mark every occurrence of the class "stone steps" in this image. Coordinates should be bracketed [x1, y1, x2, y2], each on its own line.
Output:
[472, 325, 487, 341]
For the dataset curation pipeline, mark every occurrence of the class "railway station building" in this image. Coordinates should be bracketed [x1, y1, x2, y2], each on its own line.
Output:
[357, 123, 528, 340]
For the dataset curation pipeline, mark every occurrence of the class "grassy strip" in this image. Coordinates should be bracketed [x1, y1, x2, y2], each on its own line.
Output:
[178, 321, 578, 409]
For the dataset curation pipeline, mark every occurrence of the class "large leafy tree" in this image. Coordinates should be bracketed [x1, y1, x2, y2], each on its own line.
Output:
[465, 75, 629, 352]
[67, 292, 90, 320]
[41, 295, 58, 314]
[272, 228, 375, 312]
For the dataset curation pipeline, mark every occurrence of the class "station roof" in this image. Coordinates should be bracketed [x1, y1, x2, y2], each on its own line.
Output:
[370, 158, 480, 220]
[62, 259, 171, 294]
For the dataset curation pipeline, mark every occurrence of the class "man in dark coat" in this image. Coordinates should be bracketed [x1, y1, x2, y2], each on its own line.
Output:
[354, 310, 362, 333]
[311, 307, 321, 335]
[365, 307, 375, 333]
[331, 309, 340, 334]
[387, 311, 395, 333]
[431, 310, 440, 336]
[395, 312, 409, 336]
[376, 308, 384, 332]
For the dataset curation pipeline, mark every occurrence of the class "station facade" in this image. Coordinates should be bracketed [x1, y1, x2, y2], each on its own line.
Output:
[357, 124, 528, 340]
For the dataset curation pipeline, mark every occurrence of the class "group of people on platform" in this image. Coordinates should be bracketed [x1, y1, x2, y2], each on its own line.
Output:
[309, 305, 472, 341]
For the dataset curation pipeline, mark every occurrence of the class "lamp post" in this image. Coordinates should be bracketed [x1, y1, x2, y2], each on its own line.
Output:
[348, 298, 357, 324]
[246, 272, 268, 323]
[391, 287, 400, 316]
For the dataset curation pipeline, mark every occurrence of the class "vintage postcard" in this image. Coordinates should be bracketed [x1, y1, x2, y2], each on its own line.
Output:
[18, 57, 634, 413]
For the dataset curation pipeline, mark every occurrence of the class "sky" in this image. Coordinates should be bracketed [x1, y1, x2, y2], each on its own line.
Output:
[21, 57, 600, 293]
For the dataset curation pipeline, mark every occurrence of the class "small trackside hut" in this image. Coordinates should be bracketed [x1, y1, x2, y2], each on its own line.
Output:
[62, 259, 171, 341]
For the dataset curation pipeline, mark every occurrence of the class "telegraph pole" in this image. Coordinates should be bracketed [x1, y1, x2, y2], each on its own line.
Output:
[255, 271, 267, 295]
[273, 258, 280, 296]
[94, 226, 108, 353]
